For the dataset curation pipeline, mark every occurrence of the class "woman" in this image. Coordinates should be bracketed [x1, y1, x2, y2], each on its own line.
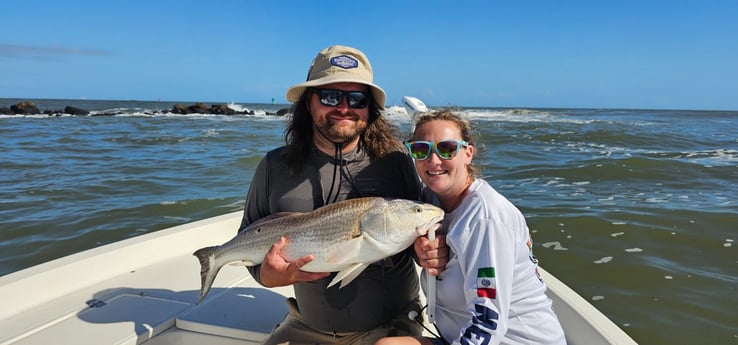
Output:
[377, 109, 566, 345]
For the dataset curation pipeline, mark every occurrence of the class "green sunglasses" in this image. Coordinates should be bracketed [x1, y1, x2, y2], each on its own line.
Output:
[405, 139, 469, 160]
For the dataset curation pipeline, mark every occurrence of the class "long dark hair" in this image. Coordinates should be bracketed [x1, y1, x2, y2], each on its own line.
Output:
[283, 90, 404, 174]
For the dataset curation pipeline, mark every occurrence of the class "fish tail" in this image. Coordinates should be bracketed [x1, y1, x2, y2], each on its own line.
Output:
[193, 246, 221, 303]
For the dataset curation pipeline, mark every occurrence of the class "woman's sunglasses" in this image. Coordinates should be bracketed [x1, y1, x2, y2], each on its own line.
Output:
[311, 88, 370, 109]
[404, 140, 469, 160]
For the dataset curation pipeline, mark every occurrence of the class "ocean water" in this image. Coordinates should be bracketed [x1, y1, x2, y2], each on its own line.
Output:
[1, 98, 736, 344]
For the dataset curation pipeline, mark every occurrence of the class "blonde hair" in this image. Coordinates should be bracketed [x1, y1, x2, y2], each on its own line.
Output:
[411, 108, 482, 179]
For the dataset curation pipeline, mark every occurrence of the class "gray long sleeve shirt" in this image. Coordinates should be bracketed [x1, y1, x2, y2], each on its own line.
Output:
[239, 143, 423, 332]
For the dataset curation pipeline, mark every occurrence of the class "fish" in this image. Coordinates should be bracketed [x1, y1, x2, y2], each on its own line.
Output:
[193, 197, 444, 303]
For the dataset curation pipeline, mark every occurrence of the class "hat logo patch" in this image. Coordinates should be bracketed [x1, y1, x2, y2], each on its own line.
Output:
[330, 55, 359, 69]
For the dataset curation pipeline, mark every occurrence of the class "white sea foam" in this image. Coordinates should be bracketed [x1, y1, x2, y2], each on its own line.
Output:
[541, 241, 568, 251]
[594, 257, 613, 264]
[388, 105, 599, 126]
[202, 129, 218, 137]
[226, 102, 250, 113]
[164, 216, 191, 222]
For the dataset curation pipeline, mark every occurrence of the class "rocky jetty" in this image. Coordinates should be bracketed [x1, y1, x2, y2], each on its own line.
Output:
[1, 101, 290, 117]
[1, 102, 117, 116]
[170, 102, 254, 115]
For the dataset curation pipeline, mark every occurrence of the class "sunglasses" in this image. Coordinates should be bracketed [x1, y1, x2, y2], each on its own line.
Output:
[405, 139, 469, 160]
[312, 88, 370, 109]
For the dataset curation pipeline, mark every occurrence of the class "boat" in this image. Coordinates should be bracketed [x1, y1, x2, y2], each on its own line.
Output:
[402, 95, 429, 134]
[402, 96, 428, 116]
[0, 211, 638, 345]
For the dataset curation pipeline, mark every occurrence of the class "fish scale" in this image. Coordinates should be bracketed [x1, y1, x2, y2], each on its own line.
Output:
[193, 197, 444, 302]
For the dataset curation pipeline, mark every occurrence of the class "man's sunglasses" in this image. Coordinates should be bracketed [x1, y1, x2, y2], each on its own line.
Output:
[311, 88, 370, 109]
[404, 140, 469, 160]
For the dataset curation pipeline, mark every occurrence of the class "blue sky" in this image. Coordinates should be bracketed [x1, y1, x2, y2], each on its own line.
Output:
[2, 1, 737, 110]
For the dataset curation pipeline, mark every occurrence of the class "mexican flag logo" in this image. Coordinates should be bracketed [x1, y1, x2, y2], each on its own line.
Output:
[476, 267, 496, 299]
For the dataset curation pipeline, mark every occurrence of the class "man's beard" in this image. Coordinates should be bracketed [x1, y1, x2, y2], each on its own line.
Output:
[315, 114, 367, 144]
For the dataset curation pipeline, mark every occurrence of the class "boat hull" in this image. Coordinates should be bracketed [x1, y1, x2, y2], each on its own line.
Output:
[0, 212, 637, 345]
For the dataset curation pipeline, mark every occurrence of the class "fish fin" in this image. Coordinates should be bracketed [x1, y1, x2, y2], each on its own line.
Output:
[350, 223, 362, 238]
[326, 238, 363, 264]
[228, 260, 256, 266]
[241, 212, 301, 235]
[328, 262, 370, 288]
[193, 246, 224, 304]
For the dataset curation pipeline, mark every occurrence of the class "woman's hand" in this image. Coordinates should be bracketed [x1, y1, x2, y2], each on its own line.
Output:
[414, 233, 449, 276]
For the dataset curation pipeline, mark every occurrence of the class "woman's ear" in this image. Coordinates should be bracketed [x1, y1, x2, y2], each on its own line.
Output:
[465, 144, 475, 162]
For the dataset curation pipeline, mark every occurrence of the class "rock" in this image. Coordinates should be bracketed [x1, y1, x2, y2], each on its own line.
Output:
[170, 102, 255, 115]
[187, 103, 210, 114]
[172, 104, 188, 114]
[172, 102, 213, 114]
[64, 106, 90, 116]
[90, 112, 119, 117]
[11, 102, 40, 115]
[0, 107, 14, 115]
[210, 104, 237, 115]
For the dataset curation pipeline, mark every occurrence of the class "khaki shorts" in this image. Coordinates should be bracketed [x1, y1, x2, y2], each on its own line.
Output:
[262, 297, 423, 345]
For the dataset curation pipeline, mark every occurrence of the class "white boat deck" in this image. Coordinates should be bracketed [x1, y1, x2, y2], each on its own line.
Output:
[0, 211, 637, 345]
[0, 212, 285, 344]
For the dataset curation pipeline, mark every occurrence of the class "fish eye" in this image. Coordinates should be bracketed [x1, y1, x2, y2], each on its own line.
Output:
[414, 206, 423, 213]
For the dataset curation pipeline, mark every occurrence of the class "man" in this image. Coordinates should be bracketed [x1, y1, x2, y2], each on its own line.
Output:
[239, 45, 447, 345]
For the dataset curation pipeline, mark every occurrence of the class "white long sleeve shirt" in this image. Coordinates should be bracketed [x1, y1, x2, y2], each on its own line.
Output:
[423, 179, 566, 345]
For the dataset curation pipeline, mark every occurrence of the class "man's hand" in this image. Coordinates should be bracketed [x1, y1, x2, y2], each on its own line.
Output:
[258, 236, 331, 287]
[414, 233, 449, 276]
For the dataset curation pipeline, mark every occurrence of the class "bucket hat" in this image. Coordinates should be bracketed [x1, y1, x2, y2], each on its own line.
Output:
[285, 45, 386, 109]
